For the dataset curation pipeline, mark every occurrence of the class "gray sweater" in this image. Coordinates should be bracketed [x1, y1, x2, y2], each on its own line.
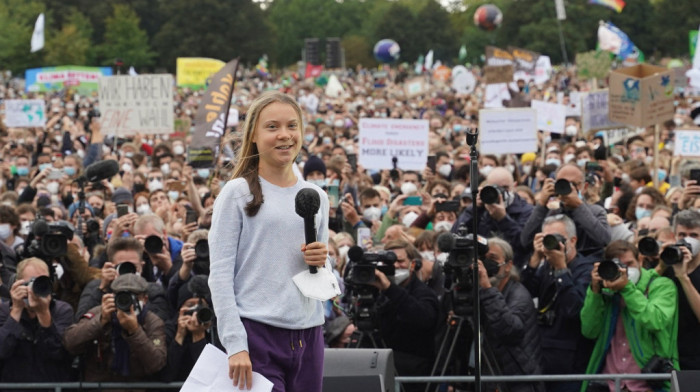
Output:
[208, 174, 329, 356]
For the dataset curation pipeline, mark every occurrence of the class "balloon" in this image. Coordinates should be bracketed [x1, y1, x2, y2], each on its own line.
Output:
[374, 39, 401, 63]
[474, 4, 503, 31]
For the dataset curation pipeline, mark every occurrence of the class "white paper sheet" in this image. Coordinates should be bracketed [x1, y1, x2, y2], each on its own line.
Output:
[181, 344, 273, 392]
[293, 266, 341, 301]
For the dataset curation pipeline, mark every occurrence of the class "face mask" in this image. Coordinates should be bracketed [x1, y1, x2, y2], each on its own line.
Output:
[545, 158, 561, 167]
[63, 167, 76, 176]
[420, 251, 435, 262]
[438, 164, 452, 178]
[328, 256, 337, 269]
[149, 179, 163, 191]
[657, 169, 667, 182]
[0, 223, 11, 240]
[304, 134, 314, 143]
[576, 158, 589, 168]
[436, 252, 449, 265]
[137, 204, 151, 215]
[53, 263, 65, 280]
[309, 179, 326, 188]
[381, 205, 388, 216]
[46, 181, 60, 195]
[480, 165, 494, 177]
[160, 163, 171, 175]
[483, 258, 502, 277]
[434, 220, 453, 232]
[683, 237, 700, 257]
[563, 154, 575, 163]
[102, 145, 111, 155]
[39, 163, 52, 172]
[173, 145, 185, 156]
[522, 165, 532, 175]
[401, 182, 418, 195]
[338, 245, 350, 261]
[197, 168, 210, 178]
[505, 164, 515, 174]
[635, 207, 652, 220]
[402, 211, 419, 227]
[363, 207, 382, 221]
[133, 183, 146, 193]
[565, 125, 578, 137]
[453, 124, 462, 132]
[125, 152, 134, 158]
[393, 268, 410, 285]
[19, 220, 32, 236]
[168, 190, 179, 201]
[121, 163, 132, 172]
[627, 267, 641, 285]
[16, 166, 29, 176]
[76, 149, 85, 158]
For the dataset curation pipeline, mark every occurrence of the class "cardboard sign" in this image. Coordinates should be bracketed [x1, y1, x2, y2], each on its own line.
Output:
[535, 56, 552, 85]
[99, 74, 175, 136]
[581, 90, 623, 132]
[484, 83, 511, 108]
[484, 65, 514, 85]
[608, 64, 674, 127]
[358, 119, 429, 171]
[3, 99, 46, 128]
[404, 77, 428, 98]
[576, 51, 613, 80]
[674, 129, 700, 157]
[25, 66, 112, 94]
[479, 108, 538, 154]
[176, 57, 225, 89]
[485, 46, 514, 66]
[531, 100, 567, 133]
[508, 47, 539, 74]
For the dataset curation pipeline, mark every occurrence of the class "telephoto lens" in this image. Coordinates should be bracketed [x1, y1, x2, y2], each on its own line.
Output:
[116, 262, 137, 275]
[638, 237, 660, 257]
[543, 234, 566, 251]
[114, 291, 136, 312]
[660, 245, 684, 265]
[27, 276, 52, 297]
[185, 305, 214, 324]
[194, 239, 209, 259]
[554, 179, 572, 196]
[480, 185, 501, 204]
[598, 258, 625, 281]
[144, 235, 163, 254]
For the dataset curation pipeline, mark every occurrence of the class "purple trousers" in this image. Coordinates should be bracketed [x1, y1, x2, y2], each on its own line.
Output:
[242, 318, 324, 392]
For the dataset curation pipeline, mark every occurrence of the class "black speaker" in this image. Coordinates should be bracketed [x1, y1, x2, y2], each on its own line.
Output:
[326, 37, 342, 69]
[671, 370, 700, 392]
[305, 38, 321, 66]
[323, 348, 395, 392]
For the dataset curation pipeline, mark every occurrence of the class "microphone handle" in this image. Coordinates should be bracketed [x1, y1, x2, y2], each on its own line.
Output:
[303, 216, 318, 274]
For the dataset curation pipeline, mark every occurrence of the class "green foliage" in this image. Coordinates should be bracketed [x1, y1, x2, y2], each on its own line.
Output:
[651, 0, 700, 56]
[343, 34, 377, 69]
[0, 0, 45, 73]
[44, 10, 93, 66]
[98, 4, 155, 68]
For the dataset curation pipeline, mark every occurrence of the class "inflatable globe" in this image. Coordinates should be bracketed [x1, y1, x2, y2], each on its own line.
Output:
[474, 4, 503, 31]
[374, 39, 401, 63]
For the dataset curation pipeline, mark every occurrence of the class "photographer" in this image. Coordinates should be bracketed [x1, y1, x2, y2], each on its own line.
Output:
[0, 258, 74, 386]
[167, 229, 209, 311]
[477, 238, 543, 392]
[75, 237, 170, 322]
[365, 239, 439, 392]
[522, 214, 595, 392]
[133, 214, 183, 288]
[454, 167, 533, 267]
[521, 163, 611, 258]
[580, 240, 678, 392]
[63, 273, 167, 383]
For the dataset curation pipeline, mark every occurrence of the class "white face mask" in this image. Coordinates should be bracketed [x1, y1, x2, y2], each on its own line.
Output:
[401, 182, 418, 195]
[121, 163, 132, 172]
[420, 251, 435, 262]
[480, 165, 494, 177]
[436, 252, 449, 265]
[53, 263, 65, 280]
[0, 223, 11, 240]
[564, 154, 576, 163]
[438, 164, 452, 178]
[683, 237, 700, 257]
[148, 179, 163, 191]
[565, 125, 578, 136]
[393, 268, 410, 285]
[76, 149, 85, 158]
[19, 220, 32, 236]
[160, 163, 171, 175]
[402, 211, 419, 227]
[434, 220, 453, 233]
[505, 164, 515, 174]
[137, 204, 151, 215]
[627, 267, 641, 285]
[338, 245, 350, 261]
[362, 207, 382, 221]
[46, 181, 60, 195]
[522, 165, 532, 175]
[173, 145, 185, 156]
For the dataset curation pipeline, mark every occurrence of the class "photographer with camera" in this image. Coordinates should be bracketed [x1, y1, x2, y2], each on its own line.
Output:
[453, 167, 533, 267]
[133, 214, 183, 288]
[522, 214, 595, 392]
[64, 273, 167, 383]
[477, 237, 544, 392]
[521, 163, 611, 258]
[75, 237, 170, 322]
[0, 258, 74, 385]
[166, 229, 209, 312]
[580, 240, 678, 392]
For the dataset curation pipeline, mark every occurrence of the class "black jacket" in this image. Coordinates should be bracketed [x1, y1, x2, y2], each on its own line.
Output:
[480, 280, 544, 392]
[75, 278, 171, 322]
[520, 253, 596, 376]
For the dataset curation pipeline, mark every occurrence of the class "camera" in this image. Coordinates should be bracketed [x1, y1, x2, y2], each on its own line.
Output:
[184, 304, 214, 324]
[114, 291, 141, 313]
[438, 227, 488, 297]
[660, 238, 697, 265]
[25, 276, 53, 297]
[480, 185, 512, 205]
[144, 235, 163, 254]
[116, 262, 137, 276]
[194, 239, 210, 275]
[22, 218, 73, 260]
[638, 237, 661, 257]
[642, 355, 675, 389]
[554, 179, 573, 196]
[543, 234, 566, 251]
[598, 258, 626, 281]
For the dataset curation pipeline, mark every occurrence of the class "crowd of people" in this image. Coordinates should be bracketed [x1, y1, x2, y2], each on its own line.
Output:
[0, 63, 699, 392]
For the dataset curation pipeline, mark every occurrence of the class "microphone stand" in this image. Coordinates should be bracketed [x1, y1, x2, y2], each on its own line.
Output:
[466, 127, 482, 392]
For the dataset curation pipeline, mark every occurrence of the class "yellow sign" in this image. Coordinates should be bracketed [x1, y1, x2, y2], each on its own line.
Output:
[176, 57, 226, 89]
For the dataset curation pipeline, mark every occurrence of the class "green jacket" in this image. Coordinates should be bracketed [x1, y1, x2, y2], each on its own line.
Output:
[579, 268, 679, 392]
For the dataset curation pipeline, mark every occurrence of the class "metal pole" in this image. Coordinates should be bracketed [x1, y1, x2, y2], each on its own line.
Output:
[653, 123, 660, 189]
[556, 18, 569, 66]
[468, 128, 481, 392]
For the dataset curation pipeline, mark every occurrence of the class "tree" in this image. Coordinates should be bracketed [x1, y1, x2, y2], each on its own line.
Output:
[414, 0, 458, 63]
[343, 34, 376, 68]
[0, 0, 45, 73]
[652, 0, 700, 56]
[373, 3, 420, 63]
[98, 4, 155, 68]
[43, 10, 93, 66]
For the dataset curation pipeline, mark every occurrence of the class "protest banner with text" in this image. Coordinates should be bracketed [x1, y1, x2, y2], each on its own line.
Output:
[4, 99, 46, 128]
[674, 129, 700, 157]
[531, 100, 567, 133]
[479, 108, 537, 154]
[358, 119, 429, 171]
[508, 47, 540, 74]
[99, 74, 174, 137]
[608, 64, 674, 127]
[176, 58, 226, 89]
[581, 90, 623, 133]
[25, 66, 112, 94]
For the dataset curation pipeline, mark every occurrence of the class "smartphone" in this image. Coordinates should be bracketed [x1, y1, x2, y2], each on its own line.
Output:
[403, 196, 423, 206]
[690, 169, 700, 185]
[48, 169, 63, 180]
[169, 180, 187, 191]
[435, 200, 460, 212]
[347, 153, 357, 172]
[427, 155, 436, 173]
[328, 185, 339, 208]
[116, 204, 129, 218]
[185, 209, 198, 225]
[585, 161, 601, 172]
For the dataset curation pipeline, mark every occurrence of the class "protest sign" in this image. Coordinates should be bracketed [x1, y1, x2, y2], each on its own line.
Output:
[188, 60, 239, 168]
[484, 83, 510, 108]
[176, 58, 225, 89]
[451, 66, 476, 94]
[555, 91, 582, 117]
[581, 90, 623, 132]
[485, 46, 514, 66]
[404, 77, 428, 98]
[531, 100, 567, 133]
[605, 127, 642, 145]
[3, 99, 46, 128]
[534, 56, 552, 85]
[358, 119, 429, 171]
[508, 47, 539, 74]
[479, 108, 537, 154]
[99, 74, 174, 137]
[674, 129, 700, 157]
[608, 64, 674, 127]
[484, 65, 515, 84]
[576, 51, 613, 80]
[25, 66, 112, 94]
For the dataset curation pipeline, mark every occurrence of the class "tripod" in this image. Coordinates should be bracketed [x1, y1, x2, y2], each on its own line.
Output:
[348, 327, 386, 349]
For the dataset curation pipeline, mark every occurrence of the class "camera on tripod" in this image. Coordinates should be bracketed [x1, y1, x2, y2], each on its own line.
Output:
[22, 218, 73, 260]
[437, 227, 489, 293]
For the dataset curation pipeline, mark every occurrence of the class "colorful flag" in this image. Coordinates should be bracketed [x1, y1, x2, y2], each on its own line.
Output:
[687, 25, 700, 89]
[424, 50, 434, 71]
[598, 21, 635, 59]
[255, 55, 269, 77]
[588, 0, 625, 13]
[304, 63, 323, 79]
[30, 13, 44, 53]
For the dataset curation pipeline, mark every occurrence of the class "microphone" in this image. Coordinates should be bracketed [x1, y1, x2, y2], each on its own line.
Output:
[436, 232, 455, 253]
[75, 160, 119, 183]
[295, 188, 321, 274]
[347, 246, 364, 263]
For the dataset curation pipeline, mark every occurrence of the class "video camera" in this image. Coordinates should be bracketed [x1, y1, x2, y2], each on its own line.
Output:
[437, 226, 488, 296]
[21, 218, 73, 261]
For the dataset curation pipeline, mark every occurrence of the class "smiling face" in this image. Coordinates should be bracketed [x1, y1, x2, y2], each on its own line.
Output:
[253, 102, 302, 171]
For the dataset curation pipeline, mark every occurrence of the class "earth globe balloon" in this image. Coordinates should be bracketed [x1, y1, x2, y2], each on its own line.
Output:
[374, 39, 401, 63]
[474, 4, 503, 31]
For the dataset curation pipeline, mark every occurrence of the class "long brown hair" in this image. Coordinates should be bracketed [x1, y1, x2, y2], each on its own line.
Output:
[227, 91, 303, 217]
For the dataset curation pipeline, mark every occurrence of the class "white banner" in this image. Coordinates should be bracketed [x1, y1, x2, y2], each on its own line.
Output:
[451, 66, 476, 94]
[557, 91, 582, 117]
[484, 83, 510, 108]
[674, 129, 700, 157]
[99, 74, 174, 136]
[531, 100, 566, 133]
[581, 90, 623, 133]
[534, 56, 552, 86]
[4, 99, 46, 127]
[479, 108, 538, 154]
[358, 118, 429, 171]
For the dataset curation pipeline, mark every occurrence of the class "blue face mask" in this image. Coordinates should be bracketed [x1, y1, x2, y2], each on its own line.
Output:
[635, 207, 652, 221]
[545, 158, 561, 167]
[63, 167, 76, 176]
[309, 179, 326, 188]
[381, 205, 388, 216]
[578, 190, 584, 201]
[197, 169, 210, 178]
[16, 166, 29, 176]
[39, 163, 52, 172]
[304, 134, 314, 143]
[168, 190, 179, 201]
[453, 124, 462, 133]
[657, 169, 667, 182]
